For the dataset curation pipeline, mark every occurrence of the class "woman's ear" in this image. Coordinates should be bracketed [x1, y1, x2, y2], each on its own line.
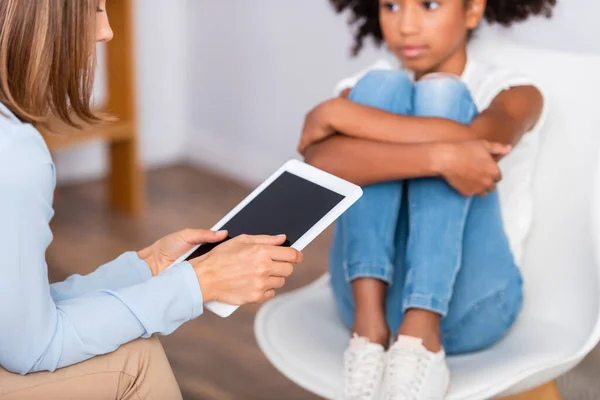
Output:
[465, 0, 486, 30]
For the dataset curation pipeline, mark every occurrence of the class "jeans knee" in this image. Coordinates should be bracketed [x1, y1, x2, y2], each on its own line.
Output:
[415, 73, 467, 96]
[350, 70, 413, 114]
[414, 75, 476, 122]
[356, 70, 413, 94]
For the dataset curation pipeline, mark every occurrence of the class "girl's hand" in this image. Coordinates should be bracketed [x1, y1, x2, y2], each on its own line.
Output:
[138, 229, 228, 277]
[435, 141, 511, 197]
[298, 99, 338, 154]
[190, 234, 303, 305]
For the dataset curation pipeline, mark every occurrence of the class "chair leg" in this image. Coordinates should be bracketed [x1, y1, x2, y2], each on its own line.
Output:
[109, 137, 143, 215]
[499, 380, 562, 400]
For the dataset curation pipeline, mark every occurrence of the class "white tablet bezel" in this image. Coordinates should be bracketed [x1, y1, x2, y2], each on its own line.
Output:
[169, 159, 363, 318]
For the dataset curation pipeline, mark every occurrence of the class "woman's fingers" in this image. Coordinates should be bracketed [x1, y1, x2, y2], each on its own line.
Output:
[179, 229, 228, 245]
[263, 289, 276, 302]
[236, 234, 287, 246]
[266, 276, 286, 290]
[267, 246, 303, 263]
[269, 262, 295, 277]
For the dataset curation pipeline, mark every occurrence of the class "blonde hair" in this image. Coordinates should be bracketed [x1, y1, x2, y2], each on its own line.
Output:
[0, 0, 99, 126]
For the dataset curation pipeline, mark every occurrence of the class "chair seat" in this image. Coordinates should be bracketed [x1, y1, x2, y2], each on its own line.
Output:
[255, 275, 583, 400]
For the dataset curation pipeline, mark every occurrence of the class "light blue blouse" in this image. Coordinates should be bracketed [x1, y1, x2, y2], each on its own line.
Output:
[0, 103, 203, 374]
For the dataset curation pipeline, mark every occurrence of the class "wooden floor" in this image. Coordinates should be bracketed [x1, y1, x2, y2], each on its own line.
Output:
[48, 165, 324, 400]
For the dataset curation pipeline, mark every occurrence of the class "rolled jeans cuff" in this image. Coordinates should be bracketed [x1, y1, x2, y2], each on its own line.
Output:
[344, 262, 394, 285]
[403, 293, 450, 317]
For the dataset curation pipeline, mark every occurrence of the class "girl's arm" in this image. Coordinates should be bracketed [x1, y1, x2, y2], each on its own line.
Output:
[303, 136, 441, 186]
[299, 86, 543, 150]
[469, 86, 544, 145]
[304, 136, 509, 196]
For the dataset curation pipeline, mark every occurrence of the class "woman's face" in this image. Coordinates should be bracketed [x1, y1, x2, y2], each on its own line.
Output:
[96, 0, 113, 42]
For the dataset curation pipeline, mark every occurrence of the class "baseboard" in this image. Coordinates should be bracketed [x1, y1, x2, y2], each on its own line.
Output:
[186, 128, 301, 187]
[54, 127, 300, 186]
[54, 140, 186, 185]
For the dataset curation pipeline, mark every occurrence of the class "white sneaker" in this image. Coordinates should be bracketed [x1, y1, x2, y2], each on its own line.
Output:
[339, 334, 386, 400]
[381, 335, 450, 400]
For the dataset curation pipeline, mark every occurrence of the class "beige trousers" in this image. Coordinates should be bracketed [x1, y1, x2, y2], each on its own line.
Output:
[0, 337, 182, 400]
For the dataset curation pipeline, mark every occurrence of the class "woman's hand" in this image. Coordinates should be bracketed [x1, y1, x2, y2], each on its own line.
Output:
[190, 234, 303, 305]
[298, 99, 338, 154]
[138, 229, 228, 277]
[435, 141, 511, 197]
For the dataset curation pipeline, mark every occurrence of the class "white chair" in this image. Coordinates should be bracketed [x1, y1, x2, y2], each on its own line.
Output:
[254, 38, 600, 399]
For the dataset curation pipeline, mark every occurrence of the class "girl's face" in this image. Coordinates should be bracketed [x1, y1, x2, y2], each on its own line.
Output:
[379, 0, 485, 75]
[96, 0, 113, 42]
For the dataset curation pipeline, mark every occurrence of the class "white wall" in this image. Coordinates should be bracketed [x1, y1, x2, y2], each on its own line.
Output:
[55, 0, 190, 183]
[186, 1, 600, 186]
[479, 0, 600, 54]
[186, 1, 390, 185]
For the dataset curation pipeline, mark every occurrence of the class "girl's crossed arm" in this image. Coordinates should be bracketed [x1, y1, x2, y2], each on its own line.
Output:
[299, 86, 543, 152]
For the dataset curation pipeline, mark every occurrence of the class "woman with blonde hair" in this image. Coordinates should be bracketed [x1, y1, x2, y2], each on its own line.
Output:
[0, 1, 302, 399]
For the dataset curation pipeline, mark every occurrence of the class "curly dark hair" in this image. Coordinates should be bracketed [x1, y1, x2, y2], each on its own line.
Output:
[331, 0, 557, 55]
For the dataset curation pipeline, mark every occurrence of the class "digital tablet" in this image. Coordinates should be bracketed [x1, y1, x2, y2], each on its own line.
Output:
[171, 159, 363, 318]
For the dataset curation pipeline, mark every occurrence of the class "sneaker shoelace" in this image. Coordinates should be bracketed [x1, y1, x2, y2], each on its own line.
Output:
[383, 345, 433, 400]
[344, 345, 384, 398]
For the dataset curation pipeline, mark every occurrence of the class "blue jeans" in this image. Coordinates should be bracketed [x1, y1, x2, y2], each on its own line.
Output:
[329, 70, 524, 355]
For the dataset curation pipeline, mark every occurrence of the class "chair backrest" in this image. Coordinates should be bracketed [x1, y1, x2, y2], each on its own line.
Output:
[468, 38, 600, 342]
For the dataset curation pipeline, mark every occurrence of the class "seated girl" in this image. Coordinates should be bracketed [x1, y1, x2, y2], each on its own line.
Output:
[298, 0, 554, 399]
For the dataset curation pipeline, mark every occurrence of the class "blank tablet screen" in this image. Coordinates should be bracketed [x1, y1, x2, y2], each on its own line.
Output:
[185, 171, 345, 260]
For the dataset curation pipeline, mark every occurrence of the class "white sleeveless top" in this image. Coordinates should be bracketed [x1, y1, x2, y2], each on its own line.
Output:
[333, 57, 546, 266]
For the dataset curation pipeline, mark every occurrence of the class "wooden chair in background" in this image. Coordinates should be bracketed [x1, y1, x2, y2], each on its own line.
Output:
[41, 0, 143, 216]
